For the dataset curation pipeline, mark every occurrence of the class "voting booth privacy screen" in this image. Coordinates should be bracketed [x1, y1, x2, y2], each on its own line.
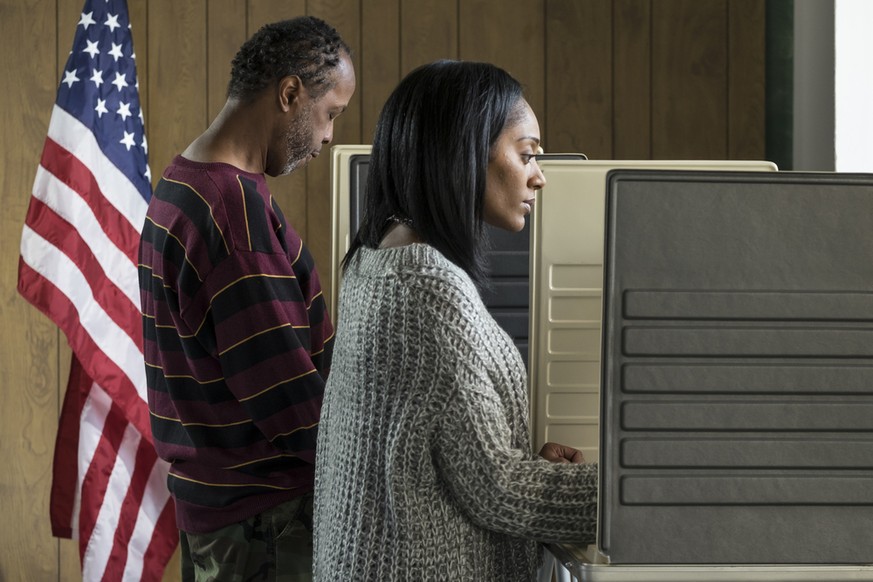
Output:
[331, 146, 873, 566]
[599, 170, 873, 564]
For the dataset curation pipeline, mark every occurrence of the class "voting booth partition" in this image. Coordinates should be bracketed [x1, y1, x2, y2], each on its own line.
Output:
[599, 170, 873, 561]
[329, 146, 873, 578]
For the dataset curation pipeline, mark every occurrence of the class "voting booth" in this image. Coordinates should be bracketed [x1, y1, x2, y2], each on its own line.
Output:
[329, 147, 873, 579]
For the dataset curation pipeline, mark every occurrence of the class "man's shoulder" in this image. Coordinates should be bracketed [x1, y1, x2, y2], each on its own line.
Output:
[157, 156, 264, 198]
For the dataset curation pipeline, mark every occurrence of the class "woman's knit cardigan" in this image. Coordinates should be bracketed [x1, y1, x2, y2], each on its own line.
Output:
[313, 244, 597, 581]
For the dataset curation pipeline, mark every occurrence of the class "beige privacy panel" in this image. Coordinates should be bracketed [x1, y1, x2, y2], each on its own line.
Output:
[329, 145, 372, 318]
[528, 159, 778, 458]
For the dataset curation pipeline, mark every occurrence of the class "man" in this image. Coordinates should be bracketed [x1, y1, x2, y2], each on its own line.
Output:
[138, 16, 355, 580]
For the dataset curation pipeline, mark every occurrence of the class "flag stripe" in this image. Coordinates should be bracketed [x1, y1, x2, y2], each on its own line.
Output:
[103, 431, 159, 580]
[79, 384, 125, 561]
[19, 259, 151, 440]
[39, 139, 139, 264]
[39, 136, 142, 264]
[86, 412, 140, 579]
[142, 497, 180, 582]
[31, 163, 142, 309]
[19, 227, 149, 409]
[121, 453, 174, 582]
[50, 359, 90, 539]
[46, 104, 149, 222]
[22, 198, 143, 351]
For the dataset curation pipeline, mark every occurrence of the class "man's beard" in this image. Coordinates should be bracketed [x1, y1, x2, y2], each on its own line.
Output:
[281, 104, 315, 175]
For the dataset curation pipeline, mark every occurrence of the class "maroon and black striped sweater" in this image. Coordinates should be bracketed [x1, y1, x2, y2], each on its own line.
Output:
[138, 155, 333, 533]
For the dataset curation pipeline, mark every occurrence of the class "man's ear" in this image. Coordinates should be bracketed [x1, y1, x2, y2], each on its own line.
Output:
[278, 75, 304, 112]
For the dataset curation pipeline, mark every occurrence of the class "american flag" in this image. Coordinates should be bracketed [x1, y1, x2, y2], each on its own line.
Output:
[17, 0, 178, 579]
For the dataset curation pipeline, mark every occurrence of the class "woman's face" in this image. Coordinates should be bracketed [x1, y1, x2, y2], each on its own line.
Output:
[483, 100, 546, 232]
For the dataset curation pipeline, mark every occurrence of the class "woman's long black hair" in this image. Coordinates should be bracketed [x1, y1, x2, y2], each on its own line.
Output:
[342, 60, 525, 292]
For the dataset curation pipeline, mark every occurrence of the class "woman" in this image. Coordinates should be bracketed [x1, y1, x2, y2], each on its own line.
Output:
[313, 60, 597, 581]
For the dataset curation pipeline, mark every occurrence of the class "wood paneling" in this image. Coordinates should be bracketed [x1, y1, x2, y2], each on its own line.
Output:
[0, 0, 62, 579]
[545, 0, 613, 157]
[361, 0, 400, 141]
[400, 0, 458, 74]
[652, 0, 728, 158]
[460, 0, 545, 128]
[614, 0, 652, 159]
[148, 0, 208, 178]
[207, 0, 247, 121]
[2, 1, 767, 579]
[729, 0, 766, 160]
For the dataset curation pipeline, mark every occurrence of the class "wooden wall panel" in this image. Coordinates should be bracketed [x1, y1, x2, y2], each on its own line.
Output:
[361, 0, 400, 141]
[0, 0, 62, 579]
[652, 0, 728, 159]
[728, 0, 766, 160]
[614, 0, 652, 159]
[148, 1, 208, 180]
[400, 0, 458, 74]
[545, 0, 613, 157]
[459, 0, 545, 130]
[308, 0, 363, 304]
[207, 0, 247, 122]
[2, 1, 767, 579]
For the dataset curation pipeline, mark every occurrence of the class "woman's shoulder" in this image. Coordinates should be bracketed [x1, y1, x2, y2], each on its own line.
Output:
[346, 244, 484, 327]
[354, 244, 476, 294]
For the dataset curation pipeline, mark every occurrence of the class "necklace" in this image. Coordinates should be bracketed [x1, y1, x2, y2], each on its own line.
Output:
[388, 213, 413, 226]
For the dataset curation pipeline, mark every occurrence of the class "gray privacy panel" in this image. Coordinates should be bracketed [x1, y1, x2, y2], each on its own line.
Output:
[600, 170, 873, 565]
[345, 153, 584, 367]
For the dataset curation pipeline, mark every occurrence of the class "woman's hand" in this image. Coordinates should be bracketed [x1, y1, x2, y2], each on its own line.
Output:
[538, 442, 585, 464]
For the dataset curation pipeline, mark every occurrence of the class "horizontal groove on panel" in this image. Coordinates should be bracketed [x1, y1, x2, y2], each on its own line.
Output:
[547, 360, 600, 387]
[623, 327, 873, 357]
[621, 438, 873, 468]
[547, 392, 600, 419]
[548, 328, 601, 355]
[621, 401, 873, 431]
[621, 475, 873, 505]
[550, 264, 603, 289]
[549, 295, 602, 322]
[624, 290, 873, 320]
[622, 363, 873, 394]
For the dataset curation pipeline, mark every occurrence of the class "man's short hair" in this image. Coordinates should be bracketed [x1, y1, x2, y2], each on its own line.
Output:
[227, 16, 351, 102]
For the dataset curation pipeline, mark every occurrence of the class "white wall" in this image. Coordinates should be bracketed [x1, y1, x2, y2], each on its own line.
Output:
[834, 0, 873, 172]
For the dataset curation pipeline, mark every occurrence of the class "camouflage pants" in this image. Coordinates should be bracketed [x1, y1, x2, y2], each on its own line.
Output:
[180, 494, 313, 582]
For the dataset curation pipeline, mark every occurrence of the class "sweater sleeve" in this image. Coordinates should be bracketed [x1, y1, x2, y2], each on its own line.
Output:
[427, 276, 598, 544]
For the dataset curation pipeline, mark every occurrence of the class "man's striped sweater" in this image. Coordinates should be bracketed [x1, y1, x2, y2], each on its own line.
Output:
[139, 155, 333, 533]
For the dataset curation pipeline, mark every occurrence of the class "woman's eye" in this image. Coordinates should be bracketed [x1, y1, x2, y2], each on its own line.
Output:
[522, 153, 537, 164]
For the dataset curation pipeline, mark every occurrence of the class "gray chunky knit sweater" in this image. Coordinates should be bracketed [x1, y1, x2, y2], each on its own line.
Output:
[313, 244, 597, 581]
